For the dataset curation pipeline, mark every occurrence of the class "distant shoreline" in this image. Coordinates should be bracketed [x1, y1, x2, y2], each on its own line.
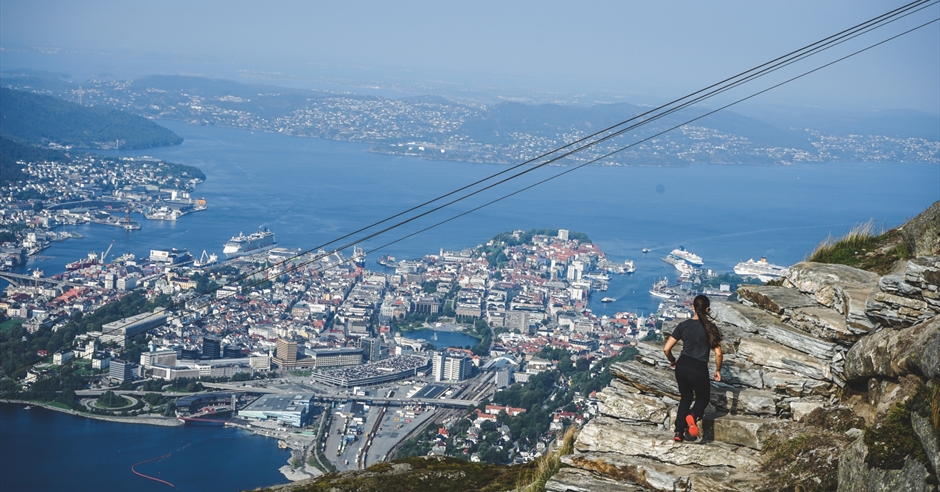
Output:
[0, 399, 183, 427]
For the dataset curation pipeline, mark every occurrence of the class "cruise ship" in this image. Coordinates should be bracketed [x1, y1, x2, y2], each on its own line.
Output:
[670, 247, 703, 266]
[734, 257, 789, 282]
[223, 229, 277, 258]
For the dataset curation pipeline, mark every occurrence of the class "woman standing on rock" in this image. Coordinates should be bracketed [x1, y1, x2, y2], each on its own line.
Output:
[663, 294, 723, 442]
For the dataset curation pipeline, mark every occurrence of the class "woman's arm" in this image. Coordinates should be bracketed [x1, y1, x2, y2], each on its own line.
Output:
[713, 345, 723, 381]
[664, 336, 678, 368]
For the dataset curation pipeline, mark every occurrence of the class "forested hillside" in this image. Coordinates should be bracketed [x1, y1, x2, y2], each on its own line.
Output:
[0, 88, 182, 149]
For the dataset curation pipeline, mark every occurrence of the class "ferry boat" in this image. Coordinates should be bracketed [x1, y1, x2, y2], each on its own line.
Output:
[670, 246, 703, 266]
[601, 297, 616, 303]
[376, 254, 397, 267]
[223, 228, 276, 258]
[734, 257, 789, 282]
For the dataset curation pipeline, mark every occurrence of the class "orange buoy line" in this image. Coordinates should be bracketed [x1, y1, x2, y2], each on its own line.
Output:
[131, 453, 175, 488]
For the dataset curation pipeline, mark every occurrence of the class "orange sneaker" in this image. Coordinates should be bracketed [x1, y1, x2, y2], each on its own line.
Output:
[685, 415, 699, 438]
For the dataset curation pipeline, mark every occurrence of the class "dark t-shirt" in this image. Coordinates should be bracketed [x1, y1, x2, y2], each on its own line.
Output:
[671, 319, 711, 362]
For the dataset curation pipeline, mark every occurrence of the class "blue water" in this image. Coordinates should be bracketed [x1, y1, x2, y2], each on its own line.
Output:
[3, 121, 938, 491]
[401, 329, 481, 350]
[0, 403, 290, 492]
[16, 119, 939, 316]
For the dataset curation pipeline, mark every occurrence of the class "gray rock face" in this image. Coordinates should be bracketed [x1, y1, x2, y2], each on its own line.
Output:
[610, 360, 780, 416]
[836, 436, 931, 492]
[788, 305, 861, 342]
[762, 370, 834, 397]
[710, 384, 779, 416]
[901, 199, 940, 257]
[737, 337, 831, 381]
[575, 416, 760, 469]
[712, 301, 838, 360]
[736, 285, 817, 315]
[838, 436, 869, 492]
[844, 315, 940, 380]
[611, 360, 681, 399]
[789, 399, 826, 422]
[705, 414, 784, 450]
[867, 257, 940, 328]
[868, 458, 933, 492]
[785, 262, 879, 331]
[544, 467, 647, 492]
[636, 341, 765, 389]
[561, 453, 752, 492]
[911, 412, 940, 477]
[596, 379, 671, 424]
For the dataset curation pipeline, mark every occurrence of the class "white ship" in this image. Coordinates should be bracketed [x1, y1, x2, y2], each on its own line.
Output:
[623, 259, 636, 273]
[649, 277, 679, 300]
[223, 228, 277, 258]
[734, 257, 789, 282]
[670, 246, 703, 266]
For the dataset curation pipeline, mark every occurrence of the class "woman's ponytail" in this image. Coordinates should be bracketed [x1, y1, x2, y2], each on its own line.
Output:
[693, 295, 722, 349]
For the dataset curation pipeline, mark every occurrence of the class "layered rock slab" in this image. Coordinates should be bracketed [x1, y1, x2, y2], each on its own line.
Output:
[736, 285, 817, 315]
[711, 301, 839, 360]
[544, 467, 647, 492]
[595, 378, 671, 424]
[844, 314, 940, 380]
[837, 435, 934, 492]
[786, 262, 879, 331]
[610, 360, 780, 416]
[575, 416, 760, 470]
[562, 452, 757, 492]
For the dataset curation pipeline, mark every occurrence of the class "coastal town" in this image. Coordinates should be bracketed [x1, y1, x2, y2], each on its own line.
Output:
[1, 150, 206, 268]
[1, 98, 788, 481]
[0, 142, 744, 476]
[4, 73, 938, 167]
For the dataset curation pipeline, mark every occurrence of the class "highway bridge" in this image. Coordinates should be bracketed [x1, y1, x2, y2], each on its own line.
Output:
[0, 271, 100, 289]
[77, 385, 480, 409]
[200, 382, 480, 408]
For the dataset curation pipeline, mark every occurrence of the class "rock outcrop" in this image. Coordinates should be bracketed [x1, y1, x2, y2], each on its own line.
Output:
[549, 256, 940, 491]
[901, 200, 940, 257]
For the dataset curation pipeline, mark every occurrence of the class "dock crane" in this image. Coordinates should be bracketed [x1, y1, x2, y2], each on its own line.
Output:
[100, 239, 115, 264]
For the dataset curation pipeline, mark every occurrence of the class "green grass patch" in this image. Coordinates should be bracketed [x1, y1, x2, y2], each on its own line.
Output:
[253, 456, 540, 492]
[44, 401, 73, 410]
[808, 221, 911, 274]
[0, 319, 23, 332]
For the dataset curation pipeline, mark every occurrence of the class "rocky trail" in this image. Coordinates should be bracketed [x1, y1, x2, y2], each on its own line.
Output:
[548, 205, 940, 491]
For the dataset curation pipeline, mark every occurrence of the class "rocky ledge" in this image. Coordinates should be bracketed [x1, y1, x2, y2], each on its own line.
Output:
[548, 205, 940, 492]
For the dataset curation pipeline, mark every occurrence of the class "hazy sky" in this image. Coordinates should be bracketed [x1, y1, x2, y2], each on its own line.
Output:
[1, 0, 938, 113]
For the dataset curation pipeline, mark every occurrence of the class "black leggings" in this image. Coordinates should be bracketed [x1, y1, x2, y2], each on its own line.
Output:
[674, 356, 711, 433]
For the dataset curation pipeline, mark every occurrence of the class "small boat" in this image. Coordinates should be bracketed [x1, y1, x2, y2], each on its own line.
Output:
[641, 248, 650, 254]
[23, 405, 32, 410]
[601, 297, 616, 303]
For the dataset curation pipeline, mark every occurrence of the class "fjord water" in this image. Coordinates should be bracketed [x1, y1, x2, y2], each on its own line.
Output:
[20, 119, 939, 317]
[3, 120, 938, 491]
[0, 404, 289, 492]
